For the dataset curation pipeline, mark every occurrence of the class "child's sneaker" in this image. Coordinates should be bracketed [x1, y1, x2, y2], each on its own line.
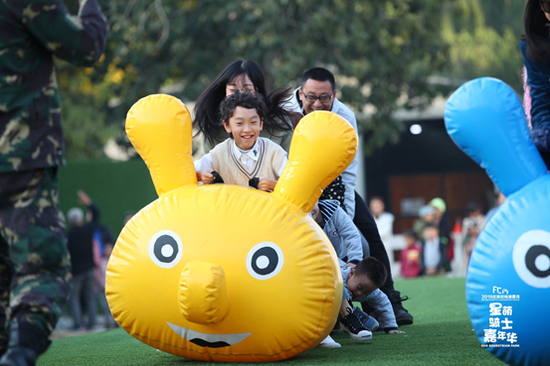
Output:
[339, 309, 373, 341]
[353, 306, 379, 331]
[317, 335, 341, 348]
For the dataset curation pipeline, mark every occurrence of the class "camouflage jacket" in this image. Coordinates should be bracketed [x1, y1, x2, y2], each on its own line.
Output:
[0, 0, 107, 173]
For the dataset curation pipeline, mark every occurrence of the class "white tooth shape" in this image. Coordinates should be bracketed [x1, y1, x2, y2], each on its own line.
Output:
[167, 322, 251, 347]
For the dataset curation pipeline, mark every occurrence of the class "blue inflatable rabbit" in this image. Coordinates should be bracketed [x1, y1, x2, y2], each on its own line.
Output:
[445, 77, 550, 366]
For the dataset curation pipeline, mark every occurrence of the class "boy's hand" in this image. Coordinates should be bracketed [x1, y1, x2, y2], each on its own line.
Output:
[344, 262, 356, 269]
[258, 177, 277, 192]
[197, 169, 215, 184]
[387, 329, 405, 334]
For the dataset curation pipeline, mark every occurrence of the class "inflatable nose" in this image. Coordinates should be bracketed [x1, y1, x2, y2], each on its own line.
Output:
[179, 261, 231, 325]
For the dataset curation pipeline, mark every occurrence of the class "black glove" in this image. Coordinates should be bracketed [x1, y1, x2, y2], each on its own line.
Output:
[248, 177, 259, 189]
[211, 170, 224, 184]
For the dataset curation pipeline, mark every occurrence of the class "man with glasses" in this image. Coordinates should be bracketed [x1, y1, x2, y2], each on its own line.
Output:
[287, 67, 414, 327]
[289, 67, 359, 217]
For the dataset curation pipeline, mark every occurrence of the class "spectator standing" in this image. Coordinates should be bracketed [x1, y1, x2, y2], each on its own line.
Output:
[369, 196, 395, 242]
[428, 197, 450, 247]
[66, 191, 101, 330]
[420, 224, 450, 276]
[0, 1, 107, 364]
[92, 228, 117, 329]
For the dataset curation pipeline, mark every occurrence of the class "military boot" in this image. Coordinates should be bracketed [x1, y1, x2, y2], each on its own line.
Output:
[0, 323, 50, 366]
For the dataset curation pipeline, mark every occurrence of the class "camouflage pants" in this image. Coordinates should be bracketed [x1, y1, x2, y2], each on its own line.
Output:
[0, 168, 71, 354]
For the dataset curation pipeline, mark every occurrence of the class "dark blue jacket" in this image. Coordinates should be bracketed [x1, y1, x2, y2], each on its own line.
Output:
[521, 39, 550, 129]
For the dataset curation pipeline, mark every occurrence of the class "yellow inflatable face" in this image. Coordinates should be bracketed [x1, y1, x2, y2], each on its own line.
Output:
[106, 95, 357, 362]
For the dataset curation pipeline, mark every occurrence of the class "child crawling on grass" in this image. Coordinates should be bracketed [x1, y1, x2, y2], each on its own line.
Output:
[310, 200, 405, 348]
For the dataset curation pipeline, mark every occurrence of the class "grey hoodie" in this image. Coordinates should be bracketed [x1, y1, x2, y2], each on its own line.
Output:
[318, 200, 363, 264]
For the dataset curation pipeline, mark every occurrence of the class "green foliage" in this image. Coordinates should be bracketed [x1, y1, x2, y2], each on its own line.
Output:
[56, 0, 524, 159]
[441, 0, 524, 92]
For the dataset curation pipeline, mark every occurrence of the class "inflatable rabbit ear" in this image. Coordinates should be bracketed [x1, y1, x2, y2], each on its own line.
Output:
[444, 77, 548, 197]
[126, 94, 197, 196]
[274, 111, 357, 213]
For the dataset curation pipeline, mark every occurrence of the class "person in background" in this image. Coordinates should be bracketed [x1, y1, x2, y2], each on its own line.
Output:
[420, 224, 450, 276]
[428, 198, 450, 247]
[400, 230, 421, 278]
[91, 225, 116, 329]
[66, 191, 101, 331]
[462, 201, 487, 266]
[66, 207, 96, 331]
[413, 205, 436, 240]
[428, 197, 452, 262]
[369, 196, 395, 242]
[193, 59, 299, 154]
[0, 1, 107, 364]
[521, 0, 550, 169]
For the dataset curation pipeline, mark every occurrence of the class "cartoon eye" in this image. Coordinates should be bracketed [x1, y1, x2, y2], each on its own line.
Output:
[148, 230, 183, 269]
[246, 242, 284, 280]
[513, 230, 550, 288]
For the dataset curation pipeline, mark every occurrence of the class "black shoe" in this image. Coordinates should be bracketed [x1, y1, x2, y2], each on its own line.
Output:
[339, 308, 373, 341]
[0, 347, 37, 366]
[388, 290, 414, 326]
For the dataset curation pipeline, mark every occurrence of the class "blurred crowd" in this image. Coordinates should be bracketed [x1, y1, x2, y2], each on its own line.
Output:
[368, 189, 506, 279]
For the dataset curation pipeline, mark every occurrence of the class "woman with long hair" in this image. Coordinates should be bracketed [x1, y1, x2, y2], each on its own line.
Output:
[193, 59, 300, 153]
[521, 0, 550, 168]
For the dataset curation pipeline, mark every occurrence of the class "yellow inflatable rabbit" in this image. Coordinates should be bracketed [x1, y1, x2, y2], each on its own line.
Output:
[106, 94, 357, 362]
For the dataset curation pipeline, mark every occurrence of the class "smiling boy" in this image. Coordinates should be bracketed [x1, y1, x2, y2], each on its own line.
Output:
[195, 90, 288, 191]
[340, 257, 404, 337]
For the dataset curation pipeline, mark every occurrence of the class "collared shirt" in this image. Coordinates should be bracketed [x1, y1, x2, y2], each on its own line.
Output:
[423, 239, 441, 269]
[195, 139, 288, 177]
[232, 139, 261, 172]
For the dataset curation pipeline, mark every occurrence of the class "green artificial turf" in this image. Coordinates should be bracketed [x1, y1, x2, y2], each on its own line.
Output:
[37, 277, 505, 366]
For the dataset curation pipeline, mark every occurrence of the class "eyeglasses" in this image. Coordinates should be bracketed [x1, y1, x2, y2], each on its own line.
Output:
[302, 91, 333, 104]
[541, 0, 550, 13]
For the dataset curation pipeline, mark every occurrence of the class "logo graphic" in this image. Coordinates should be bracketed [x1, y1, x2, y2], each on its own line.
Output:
[480, 286, 520, 348]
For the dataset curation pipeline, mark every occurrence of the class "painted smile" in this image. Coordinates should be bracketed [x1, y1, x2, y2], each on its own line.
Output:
[167, 322, 251, 348]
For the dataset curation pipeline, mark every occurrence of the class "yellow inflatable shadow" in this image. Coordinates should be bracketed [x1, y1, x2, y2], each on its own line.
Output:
[106, 94, 358, 362]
